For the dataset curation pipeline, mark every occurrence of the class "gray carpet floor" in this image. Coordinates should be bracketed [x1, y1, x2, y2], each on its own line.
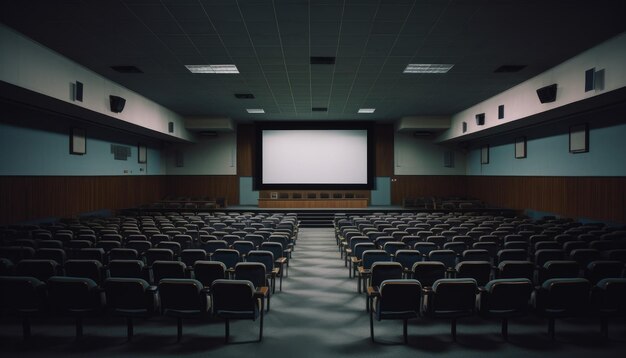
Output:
[1, 228, 625, 357]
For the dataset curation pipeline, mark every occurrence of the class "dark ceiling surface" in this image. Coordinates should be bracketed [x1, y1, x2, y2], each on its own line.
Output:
[1, 0, 625, 122]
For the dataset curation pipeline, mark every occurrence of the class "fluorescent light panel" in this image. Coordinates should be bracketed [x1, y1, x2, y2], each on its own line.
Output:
[403, 64, 454, 74]
[246, 108, 265, 113]
[358, 108, 375, 113]
[185, 64, 239, 74]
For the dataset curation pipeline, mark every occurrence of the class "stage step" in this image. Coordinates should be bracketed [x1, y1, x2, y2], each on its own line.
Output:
[297, 213, 335, 228]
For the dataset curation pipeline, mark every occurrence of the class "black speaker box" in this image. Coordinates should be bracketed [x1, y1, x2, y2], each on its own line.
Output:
[475, 113, 485, 126]
[536, 84, 557, 103]
[75, 81, 83, 102]
[109, 95, 126, 113]
[168, 122, 174, 133]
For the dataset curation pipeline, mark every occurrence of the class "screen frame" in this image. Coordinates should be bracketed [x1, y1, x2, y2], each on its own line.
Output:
[254, 121, 375, 190]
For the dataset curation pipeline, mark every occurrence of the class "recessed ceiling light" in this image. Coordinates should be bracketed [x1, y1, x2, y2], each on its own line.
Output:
[310, 56, 335, 65]
[111, 65, 143, 73]
[403, 64, 454, 74]
[185, 64, 239, 74]
[246, 108, 265, 114]
[358, 108, 375, 113]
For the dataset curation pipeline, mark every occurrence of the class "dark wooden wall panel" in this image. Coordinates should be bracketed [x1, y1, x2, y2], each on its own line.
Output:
[237, 124, 255, 177]
[165, 176, 239, 207]
[375, 124, 394, 177]
[0, 176, 165, 225]
[391, 176, 467, 205]
[467, 176, 626, 224]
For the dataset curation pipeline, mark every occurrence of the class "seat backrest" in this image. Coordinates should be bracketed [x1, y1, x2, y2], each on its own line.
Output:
[234, 262, 267, 288]
[145, 248, 174, 266]
[194, 260, 226, 287]
[455, 261, 492, 286]
[109, 248, 138, 261]
[159, 278, 206, 312]
[383, 241, 406, 255]
[104, 277, 154, 312]
[370, 262, 403, 288]
[539, 260, 579, 284]
[535, 249, 564, 267]
[65, 259, 104, 284]
[378, 279, 422, 313]
[414, 242, 437, 257]
[394, 250, 422, 270]
[0, 275, 47, 311]
[496, 249, 527, 264]
[497, 260, 535, 280]
[538, 278, 590, 313]
[430, 278, 478, 312]
[211, 279, 257, 315]
[108, 259, 146, 279]
[181, 249, 207, 267]
[47, 276, 101, 311]
[585, 260, 624, 285]
[362, 250, 390, 269]
[482, 278, 533, 311]
[594, 278, 626, 313]
[428, 249, 457, 269]
[152, 260, 187, 283]
[260, 242, 284, 260]
[412, 261, 446, 287]
[353, 242, 376, 259]
[246, 250, 275, 271]
[15, 259, 59, 282]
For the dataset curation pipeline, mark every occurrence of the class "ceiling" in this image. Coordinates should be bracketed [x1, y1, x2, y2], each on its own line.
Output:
[1, 0, 625, 123]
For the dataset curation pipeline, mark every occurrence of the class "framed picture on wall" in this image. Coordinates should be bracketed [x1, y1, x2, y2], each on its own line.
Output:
[515, 136, 527, 159]
[569, 124, 589, 153]
[138, 144, 147, 163]
[480, 145, 489, 164]
[70, 127, 86, 155]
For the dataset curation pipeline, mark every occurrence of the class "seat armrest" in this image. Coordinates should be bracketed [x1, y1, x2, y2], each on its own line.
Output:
[366, 286, 380, 297]
[255, 287, 269, 298]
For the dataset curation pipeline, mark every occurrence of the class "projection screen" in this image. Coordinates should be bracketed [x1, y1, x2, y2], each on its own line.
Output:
[255, 123, 374, 189]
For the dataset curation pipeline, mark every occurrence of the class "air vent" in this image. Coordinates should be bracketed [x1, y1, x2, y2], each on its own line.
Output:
[310, 56, 335, 65]
[234, 93, 255, 99]
[494, 65, 526, 73]
[413, 131, 432, 137]
[110, 144, 131, 161]
[111, 65, 143, 73]
[312, 107, 327, 112]
[198, 131, 218, 137]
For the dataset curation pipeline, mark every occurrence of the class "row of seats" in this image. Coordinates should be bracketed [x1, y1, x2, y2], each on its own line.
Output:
[0, 249, 284, 291]
[368, 275, 626, 343]
[0, 274, 265, 342]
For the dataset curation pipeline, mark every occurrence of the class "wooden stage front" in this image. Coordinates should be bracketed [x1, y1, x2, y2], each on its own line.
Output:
[258, 198, 369, 208]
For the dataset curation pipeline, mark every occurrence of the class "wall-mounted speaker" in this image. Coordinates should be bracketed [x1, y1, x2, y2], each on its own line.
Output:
[536, 84, 557, 103]
[475, 113, 485, 126]
[498, 105, 504, 119]
[75, 81, 83, 102]
[168, 122, 174, 133]
[585, 68, 605, 92]
[109, 95, 126, 113]
[462, 121, 467, 133]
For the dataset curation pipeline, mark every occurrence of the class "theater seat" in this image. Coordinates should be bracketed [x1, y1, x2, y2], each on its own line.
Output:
[478, 278, 533, 340]
[103, 277, 158, 340]
[0, 276, 47, 338]
[212, 279, 264, 343]
[370, 279, 422, 344]
[423, 278, 478, 341]
[534, 278, 591, 340]
[591, 278, 626, 337]
[47, 276, 105, 338]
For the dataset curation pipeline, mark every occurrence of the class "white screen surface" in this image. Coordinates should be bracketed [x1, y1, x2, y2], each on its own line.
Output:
[262, 129, 368, 184]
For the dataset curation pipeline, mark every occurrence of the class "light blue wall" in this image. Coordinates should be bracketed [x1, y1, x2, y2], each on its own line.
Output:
[371, 177, 391, 206]
[467, 121, 626, 176]
[239, 176, 259, 205]
[0, 122, 164, 176]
